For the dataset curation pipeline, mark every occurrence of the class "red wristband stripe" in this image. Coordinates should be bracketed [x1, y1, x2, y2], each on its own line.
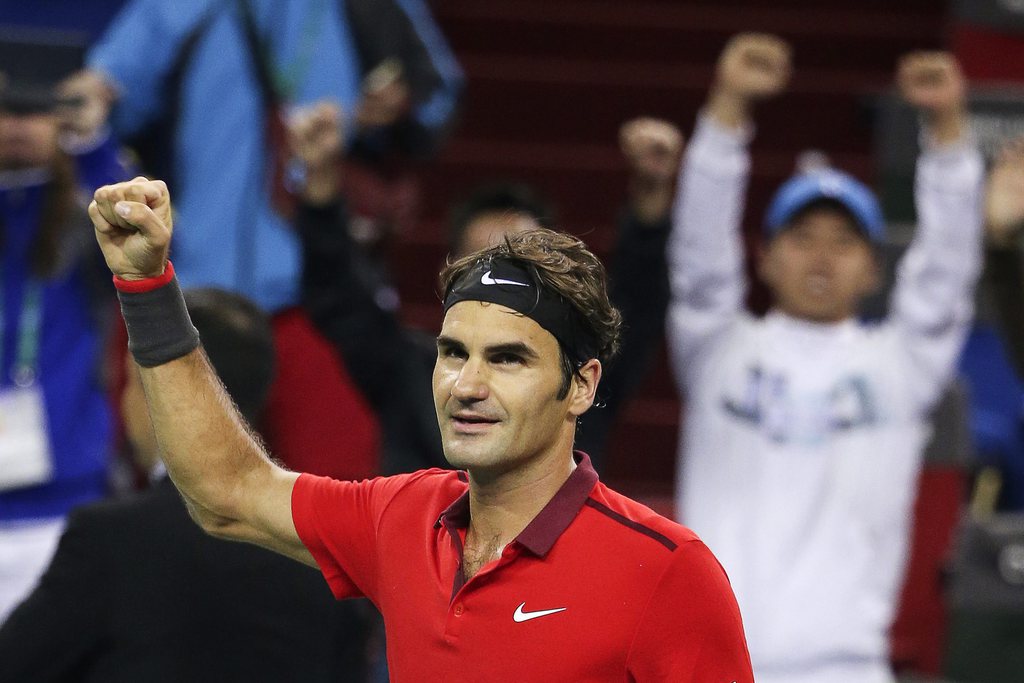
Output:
[113, 261, 176, 294]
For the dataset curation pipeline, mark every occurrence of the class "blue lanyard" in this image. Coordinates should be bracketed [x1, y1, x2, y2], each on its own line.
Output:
[0, 271, 43, 388]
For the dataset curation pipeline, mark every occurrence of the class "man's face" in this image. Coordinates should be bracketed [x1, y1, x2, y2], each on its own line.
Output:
[760, 208, 879, 323]
[457, 212, 540, 259]
[0, 111, 59, 170]
[433, 301, 591, 479]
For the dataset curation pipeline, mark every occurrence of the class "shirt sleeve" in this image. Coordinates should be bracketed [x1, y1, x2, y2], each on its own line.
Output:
[666, 114, 752, 389]
[291, 472, 413, 602]
[888, 133, 985, 413]
[87, 0, 218, 136]
[626, 540, 753, 682]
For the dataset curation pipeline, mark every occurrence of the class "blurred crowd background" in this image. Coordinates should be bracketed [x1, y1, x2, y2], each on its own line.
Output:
[0, 0, 1023, 681]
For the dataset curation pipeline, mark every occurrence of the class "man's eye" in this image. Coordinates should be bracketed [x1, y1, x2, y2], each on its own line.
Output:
[440, 347, 466, 359]
[493, 354, 522, 365]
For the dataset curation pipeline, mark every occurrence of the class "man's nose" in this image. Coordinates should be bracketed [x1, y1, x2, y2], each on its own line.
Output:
[451, 358, 489, 401]
[809, 241, 835, 265]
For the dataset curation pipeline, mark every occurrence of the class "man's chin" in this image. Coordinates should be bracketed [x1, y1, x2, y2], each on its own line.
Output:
[779, 299, 853, 324]
[441, 441, 510, 475]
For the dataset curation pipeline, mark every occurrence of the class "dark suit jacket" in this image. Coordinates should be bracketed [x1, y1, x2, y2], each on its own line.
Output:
[0, 478, 369, 683]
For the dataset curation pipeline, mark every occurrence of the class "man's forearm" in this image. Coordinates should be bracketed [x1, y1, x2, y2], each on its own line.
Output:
[668, 116, 750, 318]
[889, 132, 984, 408]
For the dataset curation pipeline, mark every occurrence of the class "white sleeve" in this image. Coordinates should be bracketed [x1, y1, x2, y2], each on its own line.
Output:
[888, 134, 984, 413]
[666, 114, 752, 389]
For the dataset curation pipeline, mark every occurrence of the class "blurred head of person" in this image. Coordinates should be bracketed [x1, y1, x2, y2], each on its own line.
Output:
[759, 168, 885, 323]
[0, 104, 60, 171]
[0, 32, 85, 171]
[0, 33, 94, 278]
[122, 289, 276, 475]
[448, 182, 554, 259]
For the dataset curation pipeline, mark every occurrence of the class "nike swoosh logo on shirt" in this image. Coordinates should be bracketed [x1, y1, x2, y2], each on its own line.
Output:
[481, 270, 529, 287]
[513, 602, 567, 623]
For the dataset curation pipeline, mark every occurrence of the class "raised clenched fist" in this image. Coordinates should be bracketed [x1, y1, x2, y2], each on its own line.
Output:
[619, 117, 684, 190]
[715, 33, 792, 102]
[288, 100, 344, 171]
[89, 177, 173, 281]
[986, 137, 1024, 245]
[897, 51, 966, 119]
[619, 116, 684, 223]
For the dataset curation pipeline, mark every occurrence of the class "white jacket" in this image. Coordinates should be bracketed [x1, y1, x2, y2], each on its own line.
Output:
[668, 116, 984, 683]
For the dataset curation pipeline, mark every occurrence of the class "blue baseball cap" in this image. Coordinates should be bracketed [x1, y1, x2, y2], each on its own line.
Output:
[764, 169, 885, 243]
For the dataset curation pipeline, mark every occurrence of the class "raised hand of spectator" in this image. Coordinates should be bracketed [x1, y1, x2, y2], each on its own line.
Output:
[355, 59, 411, 129]
[619, 117, 684, 224]
[89, 177, 172, 280]
[288, 101, 344, 205]
[986, 137, 1024, 246]
[708, 33, 791, 129]
[56, 69, 116, 143]
[897, 52, 968, 144]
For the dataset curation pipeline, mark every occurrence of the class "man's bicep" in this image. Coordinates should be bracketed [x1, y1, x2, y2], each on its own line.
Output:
[253, 468, 316, 565]
[187, 468, 314, 567]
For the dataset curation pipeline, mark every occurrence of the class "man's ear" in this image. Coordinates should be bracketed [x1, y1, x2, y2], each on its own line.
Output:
[568, 359, 602, 418]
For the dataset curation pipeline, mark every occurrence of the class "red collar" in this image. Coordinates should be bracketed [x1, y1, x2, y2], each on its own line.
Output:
[435, 451, 599, 557]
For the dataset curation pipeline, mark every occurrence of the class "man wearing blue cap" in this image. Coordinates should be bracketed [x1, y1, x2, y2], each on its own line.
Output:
[668, 34, 983, 683]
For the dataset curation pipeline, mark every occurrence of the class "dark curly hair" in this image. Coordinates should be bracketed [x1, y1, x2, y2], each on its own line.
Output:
[439, 228, 622, 398]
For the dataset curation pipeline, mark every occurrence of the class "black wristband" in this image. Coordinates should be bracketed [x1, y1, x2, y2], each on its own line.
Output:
[118, 275, 201, 367]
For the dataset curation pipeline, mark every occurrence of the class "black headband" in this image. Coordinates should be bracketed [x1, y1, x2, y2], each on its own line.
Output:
[442, 257, 599, 364]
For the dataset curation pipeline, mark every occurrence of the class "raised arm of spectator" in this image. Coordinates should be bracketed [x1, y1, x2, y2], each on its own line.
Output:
[982, 137, 1024, 376]
[889, 52, 985, 412]
[666, 34, 790, 385]
[290, 101, 409, 411]
[88, 179, 310, 565]
[575, 119, 682, 463]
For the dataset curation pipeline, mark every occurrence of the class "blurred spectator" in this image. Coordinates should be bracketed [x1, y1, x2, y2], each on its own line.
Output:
[291, 101, 442, 475]
[668, 35, 983, 683]
[75, 0, 461, 307]
[0, 34, 129, 624]
[0, 288, 371, 683]
[447, 181, 553, 258]
[64, 0, 463, 479]
[964, 136, 1024, 512]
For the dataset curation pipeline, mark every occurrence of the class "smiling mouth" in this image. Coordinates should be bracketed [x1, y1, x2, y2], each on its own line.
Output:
[451, 415, 499, 433]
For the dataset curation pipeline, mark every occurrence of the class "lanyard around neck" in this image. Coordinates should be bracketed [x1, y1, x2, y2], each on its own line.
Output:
[0, 270, 44, 387]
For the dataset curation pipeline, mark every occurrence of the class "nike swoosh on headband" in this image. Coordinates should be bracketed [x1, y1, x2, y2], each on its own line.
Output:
[481, 270, 529, 287]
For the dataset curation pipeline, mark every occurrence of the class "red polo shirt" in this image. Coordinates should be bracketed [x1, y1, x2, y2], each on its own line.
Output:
[292, 454, 752, 681]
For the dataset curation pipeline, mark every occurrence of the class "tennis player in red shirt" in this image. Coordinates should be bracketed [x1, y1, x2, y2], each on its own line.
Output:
[88, 176, 752, 681]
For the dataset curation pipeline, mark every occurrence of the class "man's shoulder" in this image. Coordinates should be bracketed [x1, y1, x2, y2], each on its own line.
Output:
[298, 467, 467, 515]
[375, 467, 468, 512]
[360, 467, 467, 495]
[581, 483, 699, 554]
